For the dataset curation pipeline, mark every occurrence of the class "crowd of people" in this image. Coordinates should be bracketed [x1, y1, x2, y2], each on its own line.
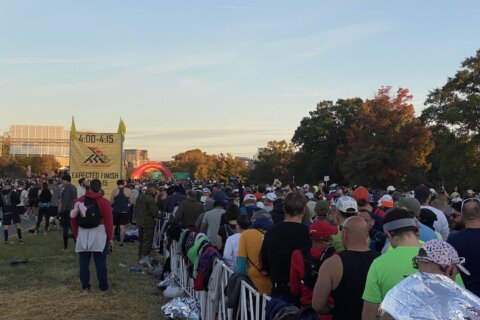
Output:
[1, 175, 480, 318]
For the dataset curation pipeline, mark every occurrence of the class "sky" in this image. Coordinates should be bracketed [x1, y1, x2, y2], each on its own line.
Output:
[0, 1, 479, 161]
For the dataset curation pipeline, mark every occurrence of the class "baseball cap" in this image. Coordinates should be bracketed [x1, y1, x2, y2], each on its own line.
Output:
[395, 197, 421, 216]
[419, 239, 470, 275]
[335, 196, 358, 214]
[244, 194, 257, 202]
[352, 186, 370, 203]
[202, 188, 212, 194]
[466, 189, 475, 195]
[252, 209, 271, 221]
[378, 195, 394, 208]
[387, 185, 396, 192]
[303, 184, 309, 189]
[265, 193, 277, 202]
[314, 200, 330, 215]
[309, 220, 338, 241]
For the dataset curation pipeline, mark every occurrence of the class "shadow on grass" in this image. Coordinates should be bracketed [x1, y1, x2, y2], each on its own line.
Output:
[0, 229, 167, 319]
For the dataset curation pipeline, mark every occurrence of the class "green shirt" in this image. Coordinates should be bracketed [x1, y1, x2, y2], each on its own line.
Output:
[363, 246, 464, 303]
[332, 227, 344, 251]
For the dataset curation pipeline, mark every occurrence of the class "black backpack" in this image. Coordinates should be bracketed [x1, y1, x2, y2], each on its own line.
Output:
[77, 198, 102, 229]
[300, 246, 336, 288]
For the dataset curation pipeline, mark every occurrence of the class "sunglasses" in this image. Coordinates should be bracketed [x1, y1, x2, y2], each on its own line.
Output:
[412, 256, 448, 272]
[461, 198, 480, 213]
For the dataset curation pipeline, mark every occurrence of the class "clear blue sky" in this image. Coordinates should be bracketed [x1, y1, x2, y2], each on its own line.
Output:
[1, 0, 478, 160]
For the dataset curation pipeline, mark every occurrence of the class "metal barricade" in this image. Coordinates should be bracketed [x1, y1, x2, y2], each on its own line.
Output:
[240, 280, 261, 320]
[167, 236, 268, 320]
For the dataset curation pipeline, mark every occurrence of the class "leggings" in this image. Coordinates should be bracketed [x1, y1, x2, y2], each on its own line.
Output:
[61, 211, 72, 249]
[36, 206, 51, 231]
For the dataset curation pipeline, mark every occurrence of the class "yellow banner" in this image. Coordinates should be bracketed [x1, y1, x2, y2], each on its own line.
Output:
[70, 132, 123, 197]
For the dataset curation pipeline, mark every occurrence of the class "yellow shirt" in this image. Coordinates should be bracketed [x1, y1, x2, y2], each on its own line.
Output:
[238, 229, 272, 295]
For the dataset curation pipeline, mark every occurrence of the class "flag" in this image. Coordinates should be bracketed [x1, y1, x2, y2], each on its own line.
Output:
[117, 118, 126, 136]
[70, 116, 76, 140]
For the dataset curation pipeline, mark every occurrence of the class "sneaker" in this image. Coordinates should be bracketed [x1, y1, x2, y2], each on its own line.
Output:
[119, 243, 124, 247]
[100, 289, 111, 295]
[82, 288, 91, 294]
[43, 231, 47, 236]
[34, 231, 38, 235]
[18, 240, 24, 245]
[138, 258, 146, 265]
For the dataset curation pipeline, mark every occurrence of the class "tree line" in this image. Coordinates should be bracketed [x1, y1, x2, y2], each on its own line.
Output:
[251, 49, 480, 192]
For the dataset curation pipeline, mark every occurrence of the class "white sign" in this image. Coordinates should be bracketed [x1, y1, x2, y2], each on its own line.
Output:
[324, 176, 330, 182]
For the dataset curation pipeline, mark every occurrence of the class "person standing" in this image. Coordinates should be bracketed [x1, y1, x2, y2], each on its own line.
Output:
[291, 220, 338, 316]
[312, 217, 380, 319]
[200, 200, 226, 248]
[361, 208, 422, 319]
[174, 190, 205, 231]
[260, 192, 311, 299]
[48, 178, 61, 229]
[60, 174, 77, 250]
[15, 181, 28, 220]
[35, 182, 53, 235]
[136, 183, 162, 266]
[1, 181, 22, 244]
[448, 199, 480, 296]
[77, 178, 87, 198]
[70, 179, 113, 293]
[223, 215, 250, 271]
[237, 210, 273, 295]
[110, 179, 131, 247]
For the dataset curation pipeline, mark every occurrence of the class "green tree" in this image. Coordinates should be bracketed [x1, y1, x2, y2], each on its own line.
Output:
[426, 125, 480, 192]
[338, 87, 433, 187]
[249, 140, 296, 183]
[422, 49, 480, 139]
[291, 98, 363, 183]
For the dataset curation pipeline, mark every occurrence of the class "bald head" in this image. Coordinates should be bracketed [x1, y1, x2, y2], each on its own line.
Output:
[342, 216, 370, 249]
[462, 200, 480, 221]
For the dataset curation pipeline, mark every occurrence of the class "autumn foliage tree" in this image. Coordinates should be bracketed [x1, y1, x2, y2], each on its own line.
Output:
[169, 149, 247, 180]
[337, 87, 434, 187]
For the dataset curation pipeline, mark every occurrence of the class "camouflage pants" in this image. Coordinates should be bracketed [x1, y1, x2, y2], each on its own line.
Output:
[138, 226, 154, 258]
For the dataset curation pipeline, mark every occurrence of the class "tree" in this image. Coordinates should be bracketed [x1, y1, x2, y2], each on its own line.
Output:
[249, 140, 296, 183]
[169, 149, 211, 180]
[338, 87, 434, 187]
[9, 156, 60, 176]
[291, 98, 363, 183]
[422, 49, 480, 140]
[169, 149, 248, 181]
[426, 125, 480, 192]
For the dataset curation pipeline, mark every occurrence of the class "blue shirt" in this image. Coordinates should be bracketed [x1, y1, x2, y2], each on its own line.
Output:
[448, 228, 480, 297]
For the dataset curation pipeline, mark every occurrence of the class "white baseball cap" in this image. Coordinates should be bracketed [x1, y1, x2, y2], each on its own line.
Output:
[335, 196, 358, 214]
[387, 185, 396, 192]
[244, 194, 257, 202]
[265, 193, 277, 202]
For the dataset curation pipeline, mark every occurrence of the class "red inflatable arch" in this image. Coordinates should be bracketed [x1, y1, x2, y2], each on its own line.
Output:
[130, 161, 174, 180]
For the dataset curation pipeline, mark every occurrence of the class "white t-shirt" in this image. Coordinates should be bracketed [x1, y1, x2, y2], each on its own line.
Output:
[77, 186, 86, 198]
[421, 205, 450, 240]
[223, 233, 241, 271]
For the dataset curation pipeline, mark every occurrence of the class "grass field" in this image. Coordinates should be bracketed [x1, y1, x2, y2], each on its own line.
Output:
[0, 228, 167, 320]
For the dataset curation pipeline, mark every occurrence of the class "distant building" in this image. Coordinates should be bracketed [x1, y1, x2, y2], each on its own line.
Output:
[237, 156, 254, 169]
[8, 125, 70, 167]
[124, 149, 149, 168]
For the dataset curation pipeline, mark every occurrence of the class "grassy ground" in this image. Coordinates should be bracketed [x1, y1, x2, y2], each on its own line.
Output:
[0, 227, 167, 320]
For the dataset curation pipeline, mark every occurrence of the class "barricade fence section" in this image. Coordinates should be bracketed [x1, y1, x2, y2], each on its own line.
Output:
[162, 232, 271, 320]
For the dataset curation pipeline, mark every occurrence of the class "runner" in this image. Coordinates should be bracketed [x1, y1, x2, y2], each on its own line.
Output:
[0, 180, 22, 244]
[60, 174, 77, 250]
[35, 182, 53, 235]
[110, 179, 132, 247]
[313, 216, 380, 319]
